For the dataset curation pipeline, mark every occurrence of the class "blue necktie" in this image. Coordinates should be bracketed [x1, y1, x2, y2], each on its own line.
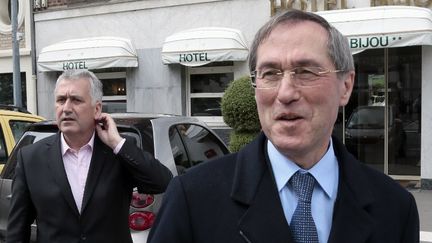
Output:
[290, 171, 319, 243]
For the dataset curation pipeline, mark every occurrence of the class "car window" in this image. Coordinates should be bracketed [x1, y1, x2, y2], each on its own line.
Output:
[0, 126, 6, 165]
[2, 131, 55, 179]
[348, 107, 384, 129]
[169, 124, 228, 174]
[123, 121, 154, 156]
[169, 126, 190, 175]
[9, 120, 36, 143]
[120, 132, 141, 147]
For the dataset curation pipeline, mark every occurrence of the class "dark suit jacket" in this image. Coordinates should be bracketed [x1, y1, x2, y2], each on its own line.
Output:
[7, 133, 172, 243]
[148, 133, 419, 243]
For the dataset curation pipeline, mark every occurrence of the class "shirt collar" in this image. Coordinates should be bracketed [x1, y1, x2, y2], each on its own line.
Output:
[267, 139, 339, 199]
[61, 132, 95, 156]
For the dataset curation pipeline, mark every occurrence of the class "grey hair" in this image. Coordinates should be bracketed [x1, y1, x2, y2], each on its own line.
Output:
[249, 9, 354, 79]
[55, 69, 103, 105]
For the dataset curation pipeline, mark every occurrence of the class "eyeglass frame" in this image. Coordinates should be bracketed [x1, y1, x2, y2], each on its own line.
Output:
[250, 66, 346, 89]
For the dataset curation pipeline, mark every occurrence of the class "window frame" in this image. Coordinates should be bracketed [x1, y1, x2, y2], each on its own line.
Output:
[186, 65, 234, 127]
[95, 71, 127, 113]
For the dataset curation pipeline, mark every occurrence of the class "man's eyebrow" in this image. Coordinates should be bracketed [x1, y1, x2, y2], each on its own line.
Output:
[255, 61, 280, 70]
[291, 59, 322, 67]
[55, 94, 83, 100]
[256, 59, 324, 70]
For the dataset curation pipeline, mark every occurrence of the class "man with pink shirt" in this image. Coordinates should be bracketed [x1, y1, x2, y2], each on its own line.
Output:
[6, 70, 172, 243]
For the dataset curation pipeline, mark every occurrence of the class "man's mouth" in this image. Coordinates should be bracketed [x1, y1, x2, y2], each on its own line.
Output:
[61, 117, 75, 122]
[276, 113, 303, 122]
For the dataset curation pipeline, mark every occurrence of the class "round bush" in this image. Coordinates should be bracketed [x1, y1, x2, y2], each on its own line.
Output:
[221, 76, 260, 132]
[229, 131, 260, 152]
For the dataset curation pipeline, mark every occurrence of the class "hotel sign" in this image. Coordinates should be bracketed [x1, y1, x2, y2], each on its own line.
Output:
[62, 61, 88, 70]
[162, 50, 248, 67]
[179, 53, 211, 63]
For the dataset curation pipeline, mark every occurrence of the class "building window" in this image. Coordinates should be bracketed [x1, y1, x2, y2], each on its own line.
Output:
[0, 0, 25, 34]
[94, 70, 126, 113]
[187, 62, 234, 126]
[0, 73, 27, 108]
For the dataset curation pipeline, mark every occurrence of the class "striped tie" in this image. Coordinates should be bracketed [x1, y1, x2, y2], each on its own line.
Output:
[290, 171, 319, 243]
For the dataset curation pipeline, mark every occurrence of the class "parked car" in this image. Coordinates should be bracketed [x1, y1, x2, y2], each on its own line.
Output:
[0, 105, 45, 173]
[344, 105, 405, 163]
[0, 113, 229, 242]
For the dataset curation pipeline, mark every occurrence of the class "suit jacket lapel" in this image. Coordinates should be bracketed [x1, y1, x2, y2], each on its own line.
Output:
[46, 133, 80, 216]
[233, 133, 293, 243]
[328, 138, 375, 243]
[80, 136, 108, 214]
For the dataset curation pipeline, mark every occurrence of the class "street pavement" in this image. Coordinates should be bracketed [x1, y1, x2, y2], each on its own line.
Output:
[409, 189, 432, 243]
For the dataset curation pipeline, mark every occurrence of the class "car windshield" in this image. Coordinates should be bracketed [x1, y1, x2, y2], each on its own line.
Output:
[347, 107, 384, 129]
[114, 118, 154, 155]
[1, 125, 148, 179]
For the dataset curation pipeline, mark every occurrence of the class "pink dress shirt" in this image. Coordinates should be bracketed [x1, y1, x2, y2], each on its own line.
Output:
[61, 133, 125, 213]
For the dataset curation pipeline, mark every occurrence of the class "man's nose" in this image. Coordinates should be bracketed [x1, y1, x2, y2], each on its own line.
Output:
[62, 99, 72, 112]
[276, 74, 300, 102]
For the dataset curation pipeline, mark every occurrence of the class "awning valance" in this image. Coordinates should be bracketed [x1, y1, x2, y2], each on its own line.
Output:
[317, 6, 432, 54]
[37, 37, 138, 71]
[161, 27, 249, 66]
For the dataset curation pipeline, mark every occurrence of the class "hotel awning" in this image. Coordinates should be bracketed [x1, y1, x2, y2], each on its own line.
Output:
[161, 27, 249, 67]
[317, 6, 432, 54]
[37, 37, 138, 71]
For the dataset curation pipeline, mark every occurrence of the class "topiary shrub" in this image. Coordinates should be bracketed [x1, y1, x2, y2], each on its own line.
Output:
[228, 130, 260, 153]
[221, 76, 260, 132]
[221, 76, 261, 152]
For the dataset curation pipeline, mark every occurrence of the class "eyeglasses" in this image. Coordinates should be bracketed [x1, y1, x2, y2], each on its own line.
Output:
[250, 66, 345, 89]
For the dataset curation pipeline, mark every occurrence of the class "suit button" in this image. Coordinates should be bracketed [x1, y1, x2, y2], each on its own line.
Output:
[81, 235, 87, 241]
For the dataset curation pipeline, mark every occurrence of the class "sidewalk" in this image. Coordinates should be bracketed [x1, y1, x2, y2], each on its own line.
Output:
[408, 189, 432, 243]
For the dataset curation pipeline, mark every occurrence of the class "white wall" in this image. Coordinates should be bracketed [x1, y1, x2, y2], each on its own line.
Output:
[34, 0, 269, 118]
[34, 0, 269, 51]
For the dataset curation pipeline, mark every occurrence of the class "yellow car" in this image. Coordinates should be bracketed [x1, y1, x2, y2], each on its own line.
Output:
[0, 106, 44, 173]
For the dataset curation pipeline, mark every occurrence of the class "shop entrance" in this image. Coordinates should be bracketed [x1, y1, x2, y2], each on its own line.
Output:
[334, 46, 421, 178]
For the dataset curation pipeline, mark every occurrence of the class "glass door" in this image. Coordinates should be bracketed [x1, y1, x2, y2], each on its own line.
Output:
[387, 47, 421, 176]
[345, 49, 385, 172]
[341, 46, 421, 177]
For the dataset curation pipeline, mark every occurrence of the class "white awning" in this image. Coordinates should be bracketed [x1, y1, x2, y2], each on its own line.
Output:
[317, 6, 432, 54]
[37, 37, 138, 71]
[161, 27, 249, 67]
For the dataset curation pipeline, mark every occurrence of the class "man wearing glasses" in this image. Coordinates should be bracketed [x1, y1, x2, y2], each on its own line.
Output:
[149, 10, 419, 243]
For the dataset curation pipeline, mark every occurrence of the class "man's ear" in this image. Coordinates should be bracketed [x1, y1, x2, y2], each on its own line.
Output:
[339, 71, 355, 106]
[95, 101, 102, 116]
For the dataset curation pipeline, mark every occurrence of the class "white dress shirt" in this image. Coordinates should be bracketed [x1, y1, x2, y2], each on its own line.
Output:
[268, 139, 339, 243]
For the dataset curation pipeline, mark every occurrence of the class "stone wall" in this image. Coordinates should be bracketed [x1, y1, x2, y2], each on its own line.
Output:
[0, 26, 26, 51]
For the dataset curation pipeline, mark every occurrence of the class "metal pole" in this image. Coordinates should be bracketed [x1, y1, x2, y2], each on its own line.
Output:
[30, 0, 38, 113]
[12, 0, 22, 107]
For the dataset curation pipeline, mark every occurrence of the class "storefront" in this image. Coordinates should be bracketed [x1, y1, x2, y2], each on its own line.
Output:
[317, 6, 432, 186]
[32, 0, 432, 187]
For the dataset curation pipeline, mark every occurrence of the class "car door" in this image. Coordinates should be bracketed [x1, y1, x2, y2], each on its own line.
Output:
[0, 131, 53, 240]
[168, 123, 229, 175]
[0, 127, 7, 174]
[0, 178, 12, 238]
[0, 116, 14, 173]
